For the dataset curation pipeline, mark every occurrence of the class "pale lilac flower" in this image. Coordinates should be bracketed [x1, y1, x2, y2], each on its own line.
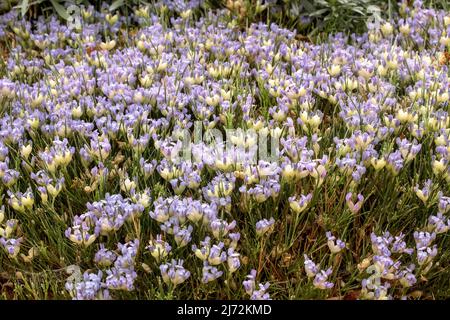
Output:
[346, 192, 364, 214]
[326, 231, 346, 253]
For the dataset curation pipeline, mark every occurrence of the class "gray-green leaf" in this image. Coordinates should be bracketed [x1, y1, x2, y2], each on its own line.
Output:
[50, 0, 69, 20]
[109, 0, 124, 12]
[21, 0, 29, 18]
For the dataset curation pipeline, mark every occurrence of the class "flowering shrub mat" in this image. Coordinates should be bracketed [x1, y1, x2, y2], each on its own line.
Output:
[0, 0, 449, 300]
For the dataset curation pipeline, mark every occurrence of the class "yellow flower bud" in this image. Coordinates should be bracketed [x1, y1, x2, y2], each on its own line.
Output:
[20, 144, 32, 159]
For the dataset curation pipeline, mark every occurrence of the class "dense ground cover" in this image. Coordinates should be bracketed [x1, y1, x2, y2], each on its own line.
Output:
[0, 0, 449, 300]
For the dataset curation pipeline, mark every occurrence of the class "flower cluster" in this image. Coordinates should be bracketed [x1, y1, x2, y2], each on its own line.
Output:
[0, 206, 22, 258]
[243, 270, 271, 300]
[303, 255, 334, 290]
[66, 239, 139, 299]
[65, 194, 144, 246]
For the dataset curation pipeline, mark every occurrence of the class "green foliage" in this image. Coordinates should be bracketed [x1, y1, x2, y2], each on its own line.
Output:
[424, 0, 449, 11]
[15, 0, 69, 19]
[3, 0, 398, 35]
[6, 0, 449, 36]
[12, 0, 152, 19]
[206, 0, 396, 36]
[286, 0, 389, 34]
[261, 0, 395, 35]
[0, 1, 18, 14]
[1, 0, 449, 301]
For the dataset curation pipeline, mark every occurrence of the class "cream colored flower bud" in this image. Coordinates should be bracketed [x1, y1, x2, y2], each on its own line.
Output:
[205, 95, 220, 107]
[81, 8, 92, 19]
[20, 144, 32, 159]
[309, 115, 322, 128]
[381, 22, 393, 36]
[437, 92, 449, 103]
[10, 197, 24, 212]
[180, 10, 192, 19]
[399, 24, 410, 35]
[105, 14, 119, 25]
[135, 7, 150, 18]
[195, 248, 209, 261]
[440, 35, 450, 47]
[99, 40, 116, 51]
[272, 109, 286, 122]
[270, 127, 283, 139]
[47, 184, 62, 198]
[397, 109, 416, 123]
[21, 196, 34, 209]
[432, 159, 447, 175]
[328, 64, 341, 76]
[137, 40, 146, 51]
[72, 106, 83, 118]
[121, 178, 137, 192]
[40, 190, 48, 204]
[31, 94, 44, 108]
[444, 16, 450, 26]
[415, 189, 429, 203]
[282, 164, 296, 181]
[157, 61, 168, 72]
[435, 135, 446, 146]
